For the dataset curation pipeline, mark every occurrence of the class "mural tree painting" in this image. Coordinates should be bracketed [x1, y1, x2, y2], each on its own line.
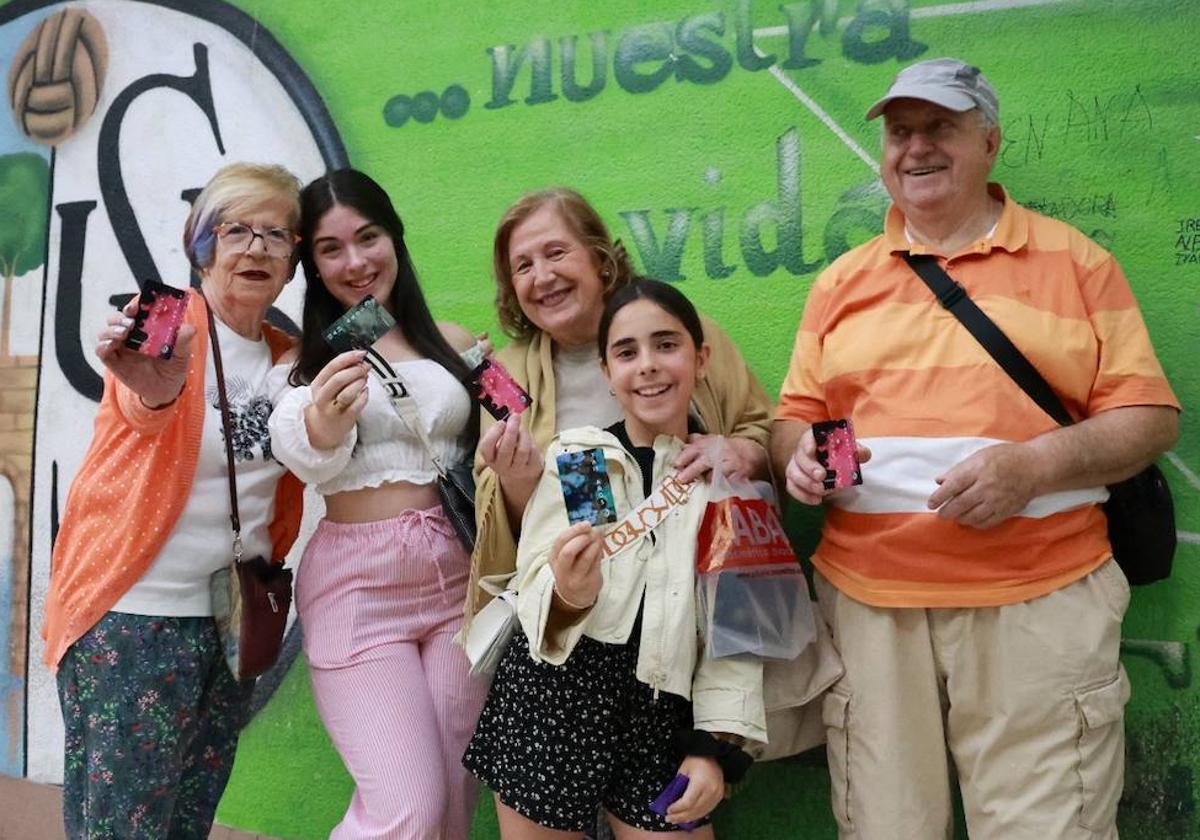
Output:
[0, 152, 48, 358]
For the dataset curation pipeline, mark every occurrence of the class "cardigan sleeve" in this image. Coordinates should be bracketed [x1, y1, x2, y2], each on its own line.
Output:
[113, 374, 185, 434]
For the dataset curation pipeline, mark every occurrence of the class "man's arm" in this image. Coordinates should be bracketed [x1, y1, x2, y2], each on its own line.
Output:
[930, 405, 1180, 528]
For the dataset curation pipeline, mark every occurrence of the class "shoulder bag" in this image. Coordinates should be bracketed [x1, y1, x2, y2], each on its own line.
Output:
[204, 298, 294, 680]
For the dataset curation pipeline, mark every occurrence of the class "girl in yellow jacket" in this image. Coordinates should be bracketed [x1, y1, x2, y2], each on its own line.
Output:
[465, 279, 763, 838]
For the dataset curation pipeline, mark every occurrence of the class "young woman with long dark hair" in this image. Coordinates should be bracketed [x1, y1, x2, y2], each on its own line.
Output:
[269, 168, 487, 839]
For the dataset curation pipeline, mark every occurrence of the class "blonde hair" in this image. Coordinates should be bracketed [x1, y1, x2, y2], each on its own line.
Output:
[492, 187, 636, 339]
[182, 162, 302, 270]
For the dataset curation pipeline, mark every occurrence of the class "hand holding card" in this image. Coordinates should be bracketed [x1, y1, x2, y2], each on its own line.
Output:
[812, 418, 863, 491]
[556, 448, 618, 526]
[123, 280, 190, 359]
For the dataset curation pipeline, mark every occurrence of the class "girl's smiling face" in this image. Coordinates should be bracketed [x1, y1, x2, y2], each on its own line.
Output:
[602, 298, 709, 447]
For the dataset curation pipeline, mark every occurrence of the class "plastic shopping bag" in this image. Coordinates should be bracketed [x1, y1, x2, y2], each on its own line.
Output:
[695, 439, 815, 660]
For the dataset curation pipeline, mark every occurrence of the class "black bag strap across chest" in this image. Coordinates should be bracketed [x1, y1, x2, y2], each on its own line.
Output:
[902, 253, 1073, 427]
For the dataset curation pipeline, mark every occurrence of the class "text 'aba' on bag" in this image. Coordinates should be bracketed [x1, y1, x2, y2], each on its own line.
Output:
[695, 438, 816, 660]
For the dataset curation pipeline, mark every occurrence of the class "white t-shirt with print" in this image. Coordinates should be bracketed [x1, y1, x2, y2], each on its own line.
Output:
[112, 319, 287, 617]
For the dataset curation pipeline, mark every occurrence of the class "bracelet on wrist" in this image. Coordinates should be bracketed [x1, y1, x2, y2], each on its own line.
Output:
[552, 582, 595, 612]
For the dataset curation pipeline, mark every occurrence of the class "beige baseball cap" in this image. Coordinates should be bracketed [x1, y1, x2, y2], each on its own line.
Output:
[865, 58, 999, 125]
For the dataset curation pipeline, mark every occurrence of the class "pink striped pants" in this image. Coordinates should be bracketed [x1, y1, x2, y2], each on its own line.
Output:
[298, 506, 489, 840]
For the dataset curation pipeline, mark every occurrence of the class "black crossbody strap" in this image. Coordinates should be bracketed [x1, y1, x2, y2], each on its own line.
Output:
[902, 253, 1075, 428]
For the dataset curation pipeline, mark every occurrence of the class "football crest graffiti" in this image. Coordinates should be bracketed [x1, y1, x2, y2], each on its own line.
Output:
[0, 0, 345, 787]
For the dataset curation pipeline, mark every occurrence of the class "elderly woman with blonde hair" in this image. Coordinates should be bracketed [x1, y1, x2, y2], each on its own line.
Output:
[44, 162, 306, 840]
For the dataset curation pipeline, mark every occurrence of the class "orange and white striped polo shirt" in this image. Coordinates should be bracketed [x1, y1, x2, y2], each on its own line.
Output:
[778, 185, 1179, 608]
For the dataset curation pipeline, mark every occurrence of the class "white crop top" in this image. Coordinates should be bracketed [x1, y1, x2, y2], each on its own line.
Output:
[268, 358, 471, 495]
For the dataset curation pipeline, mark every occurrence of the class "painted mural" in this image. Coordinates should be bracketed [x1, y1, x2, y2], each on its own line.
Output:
[0, 0, 1195, 837]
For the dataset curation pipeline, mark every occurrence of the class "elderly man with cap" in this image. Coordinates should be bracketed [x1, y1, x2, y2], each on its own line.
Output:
[770, 58, 1179, 839]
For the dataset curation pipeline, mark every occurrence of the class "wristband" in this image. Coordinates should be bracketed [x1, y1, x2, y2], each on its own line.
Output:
[674, 729, 753, 784]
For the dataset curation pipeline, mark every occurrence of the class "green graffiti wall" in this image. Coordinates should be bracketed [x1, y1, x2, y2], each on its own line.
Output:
[0, 0, 1196, 837]
[220, 1, 1200, 836]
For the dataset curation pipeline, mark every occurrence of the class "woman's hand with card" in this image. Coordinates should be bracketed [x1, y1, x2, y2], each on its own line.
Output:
[548, 521, 603, 612]
[97, 297, 196, 409]
[480, 415, 544, 525]
[304, 350, 369, 449]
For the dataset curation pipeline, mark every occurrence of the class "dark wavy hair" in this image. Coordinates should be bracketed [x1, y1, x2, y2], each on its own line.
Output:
[289, 169, 477, 439]
[596, 278, 704, 360]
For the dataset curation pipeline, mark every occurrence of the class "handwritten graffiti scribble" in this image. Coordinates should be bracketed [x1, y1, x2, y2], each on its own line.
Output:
[1024, 193, 1117, 223]
[1001, 86, 1154, 171]
[1000, 113, 1052, 168]
[1176, 217, 1200, 266]
[1063, 85, 1153, 144]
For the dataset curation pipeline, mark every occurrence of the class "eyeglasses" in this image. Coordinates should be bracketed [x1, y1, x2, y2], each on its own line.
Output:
[212, 222, 298, 258]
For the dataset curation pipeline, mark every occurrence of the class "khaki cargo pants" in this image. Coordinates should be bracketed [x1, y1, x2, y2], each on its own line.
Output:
[815, 559, 1130, 840]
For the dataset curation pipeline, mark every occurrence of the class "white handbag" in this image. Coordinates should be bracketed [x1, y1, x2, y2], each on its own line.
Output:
[463, 585, 518, 677]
